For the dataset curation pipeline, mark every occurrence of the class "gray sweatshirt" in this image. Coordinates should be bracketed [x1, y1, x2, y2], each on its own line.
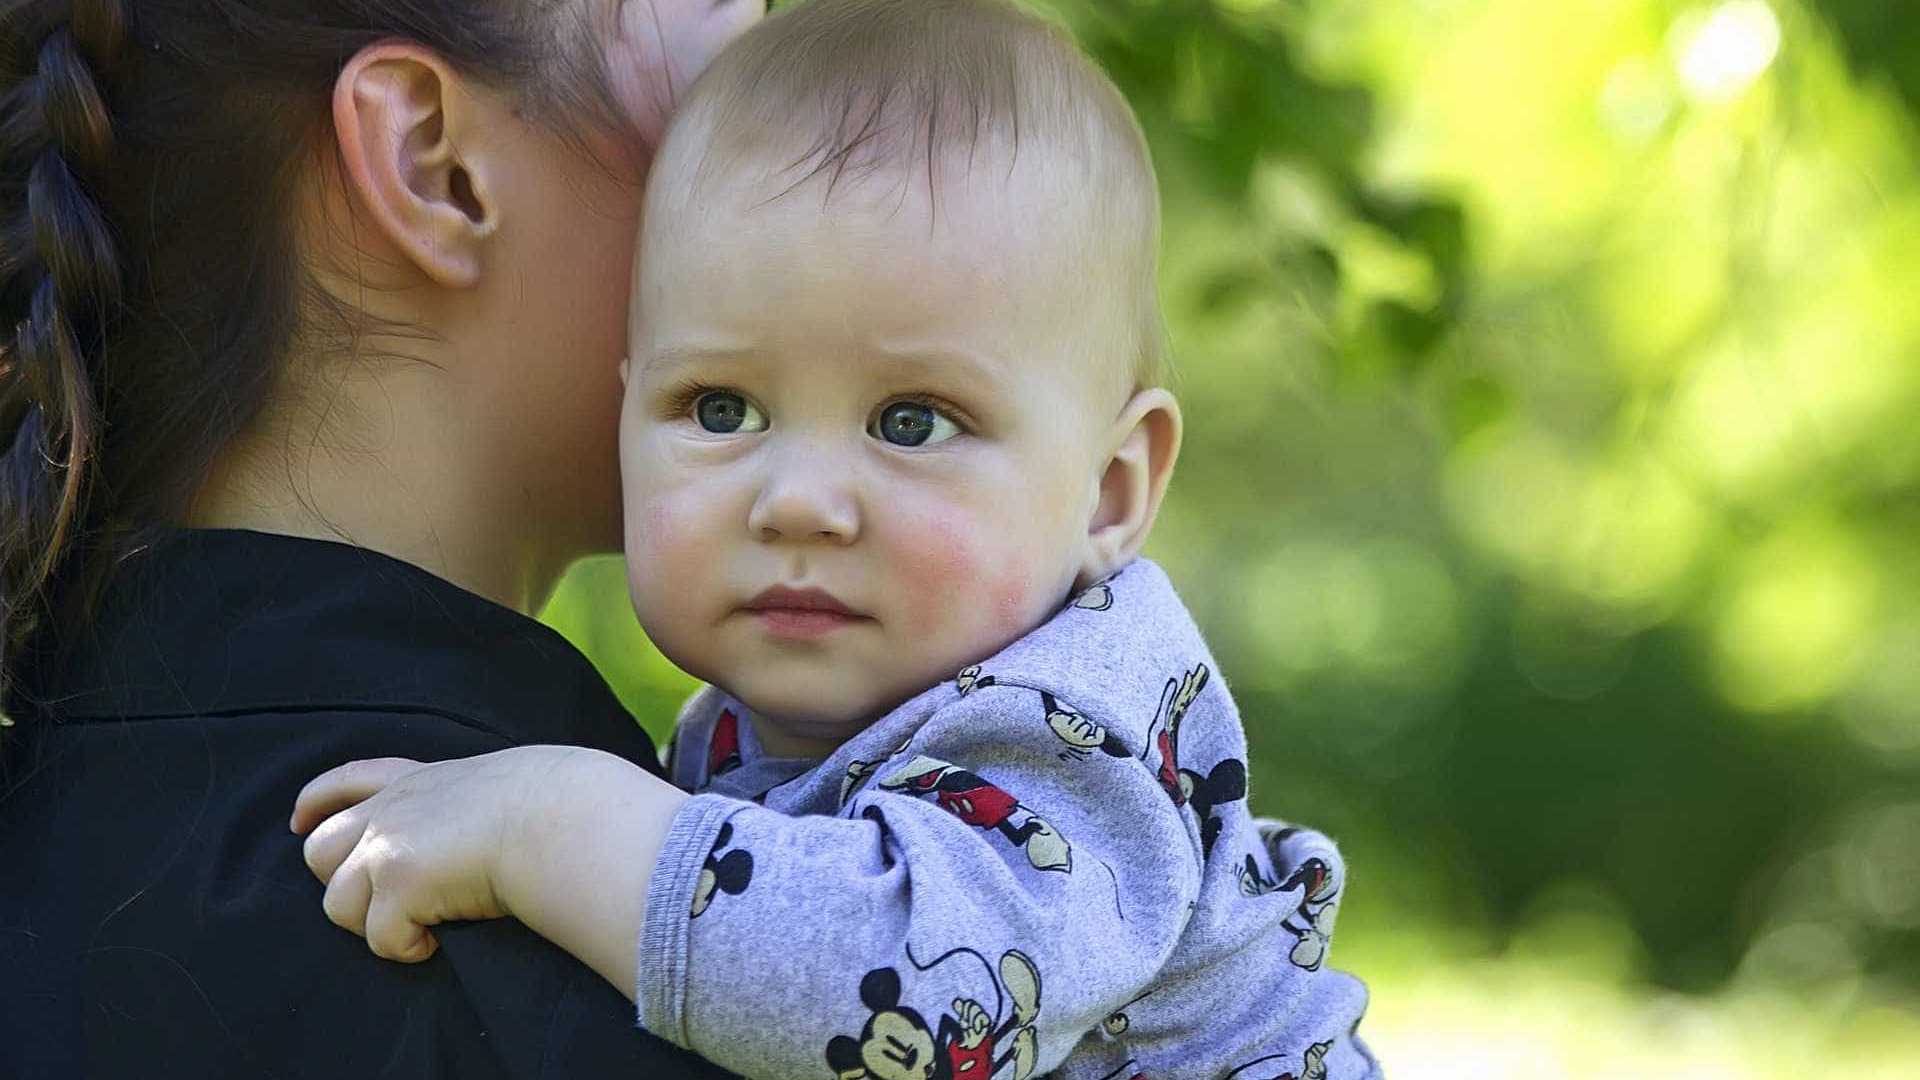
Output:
[637, 559, 1380, 1080]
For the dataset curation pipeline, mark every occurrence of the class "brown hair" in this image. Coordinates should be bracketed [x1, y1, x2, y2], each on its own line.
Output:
[663, 0, 1167, 387]
[0, 0, 622, 726]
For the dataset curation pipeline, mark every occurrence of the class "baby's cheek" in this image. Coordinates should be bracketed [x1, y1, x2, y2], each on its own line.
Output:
[894, 507, 1042, 649]
[625, 499, 678, 566]
[626, 495, 707, 611]
[896, 514, 984, 613]
[986, 567, 1038, 639]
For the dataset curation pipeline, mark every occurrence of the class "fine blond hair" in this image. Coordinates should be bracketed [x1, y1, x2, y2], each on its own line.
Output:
[658, 0, 1168, 388]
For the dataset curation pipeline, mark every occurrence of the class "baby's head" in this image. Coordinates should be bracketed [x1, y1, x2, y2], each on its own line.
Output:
[620, 0, 1179, 756]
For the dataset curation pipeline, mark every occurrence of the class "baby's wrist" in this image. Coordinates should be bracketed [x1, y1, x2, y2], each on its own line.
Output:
[488, 746, 685, 998]
[492, 746, 627, 919]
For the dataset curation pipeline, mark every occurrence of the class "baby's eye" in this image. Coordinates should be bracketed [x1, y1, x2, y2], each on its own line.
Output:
[870, 400, 961, 447]
[694, 391, 768, 434]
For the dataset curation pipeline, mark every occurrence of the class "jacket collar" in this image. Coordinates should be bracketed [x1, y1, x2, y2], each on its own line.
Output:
[17, 529, 645, 751]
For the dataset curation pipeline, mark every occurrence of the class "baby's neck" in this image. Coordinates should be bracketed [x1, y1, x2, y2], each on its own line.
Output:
[746, 716, 851, 761]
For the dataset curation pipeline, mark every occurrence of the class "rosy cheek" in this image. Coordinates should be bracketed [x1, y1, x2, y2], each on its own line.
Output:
[898, 524, 978, 601]
[987, 568, 1036, 638]
[891, 506, 1039, 643]
[627, 493, 709, 597]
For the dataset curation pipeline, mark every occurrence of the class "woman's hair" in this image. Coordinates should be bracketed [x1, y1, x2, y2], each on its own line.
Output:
[0, 0, 621, 724]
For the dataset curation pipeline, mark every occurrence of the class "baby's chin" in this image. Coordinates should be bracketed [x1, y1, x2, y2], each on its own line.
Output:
[732, 683, 913, 734]
[722, 668, 942, 750]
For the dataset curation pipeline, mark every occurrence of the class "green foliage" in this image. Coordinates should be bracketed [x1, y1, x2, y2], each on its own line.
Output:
[1808, 0, 1920, 113]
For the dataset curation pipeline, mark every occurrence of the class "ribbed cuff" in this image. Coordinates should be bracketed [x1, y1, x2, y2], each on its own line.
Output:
[635, 792, 743, 1046]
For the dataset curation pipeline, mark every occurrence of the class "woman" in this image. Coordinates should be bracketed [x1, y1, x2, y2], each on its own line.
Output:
[0, 1, 761, 1075]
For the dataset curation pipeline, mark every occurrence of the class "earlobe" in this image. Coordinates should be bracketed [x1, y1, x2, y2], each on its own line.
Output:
[331, 44, 495, 289]
[1078, 388, 1183, 588]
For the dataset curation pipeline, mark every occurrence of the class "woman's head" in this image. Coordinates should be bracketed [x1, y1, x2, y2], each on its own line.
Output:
[0, 0, 761, 717]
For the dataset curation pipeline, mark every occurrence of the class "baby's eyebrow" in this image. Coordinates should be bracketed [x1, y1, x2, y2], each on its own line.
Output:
[865, 343, 1006, 384]
[644, 341, 1008, 385]
[642, 343, 764, 376]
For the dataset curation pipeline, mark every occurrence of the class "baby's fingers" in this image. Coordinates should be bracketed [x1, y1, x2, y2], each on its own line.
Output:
[367, 892, 439, 964]
[291, 757, 423, 834]
[301, 802, 369, 885]
[322, 845, 440, 963]
[320, 852, 374, 938]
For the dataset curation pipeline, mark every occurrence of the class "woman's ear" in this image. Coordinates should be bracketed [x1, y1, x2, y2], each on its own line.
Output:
[1078, 388, 1182, 588]
[331, 44, 496, 289]
[606, 0, 681, 153]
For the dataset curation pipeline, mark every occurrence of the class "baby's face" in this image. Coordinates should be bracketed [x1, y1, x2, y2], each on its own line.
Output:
[621, 158, 1130, 755]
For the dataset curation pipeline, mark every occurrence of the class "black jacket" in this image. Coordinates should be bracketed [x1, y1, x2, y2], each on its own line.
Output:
[0, 529, 732, 1079]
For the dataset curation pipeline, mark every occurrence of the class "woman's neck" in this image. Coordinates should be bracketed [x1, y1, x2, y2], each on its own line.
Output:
[188, 359, 572, 615]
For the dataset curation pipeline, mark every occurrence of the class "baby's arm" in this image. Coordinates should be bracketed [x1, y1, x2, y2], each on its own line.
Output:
[290, 745, 687, 1000]
[638, 688, 1202, 1079]
[290, 697, 1192, 1080]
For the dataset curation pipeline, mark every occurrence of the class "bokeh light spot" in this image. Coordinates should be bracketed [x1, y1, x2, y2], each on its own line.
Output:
[1601, 57, 1677, 142]
[1842, 803, 1920, 931]
[1671, 1, 1782, 104]
[1709, 522, 1876, 716]
[1243, 536, 1466, 696]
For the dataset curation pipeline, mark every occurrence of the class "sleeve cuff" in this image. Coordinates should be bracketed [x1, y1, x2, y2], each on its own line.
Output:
[634, 792, 745, 1045]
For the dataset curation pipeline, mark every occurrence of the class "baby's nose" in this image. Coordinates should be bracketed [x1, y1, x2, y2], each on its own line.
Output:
[747, 460, 860, 544]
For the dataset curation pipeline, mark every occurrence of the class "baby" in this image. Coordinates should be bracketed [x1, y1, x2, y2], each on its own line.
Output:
[293, 0, 1378, 1076]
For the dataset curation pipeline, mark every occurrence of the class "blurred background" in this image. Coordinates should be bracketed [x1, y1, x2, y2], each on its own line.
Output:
[547, 0, 1920, 1074]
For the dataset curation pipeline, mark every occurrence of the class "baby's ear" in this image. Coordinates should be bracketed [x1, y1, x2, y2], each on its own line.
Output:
[1078, 388, 1181, 588]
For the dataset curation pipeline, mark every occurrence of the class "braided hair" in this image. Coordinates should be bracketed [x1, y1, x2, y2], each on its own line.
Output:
[0, 0, 622, 729]
[0, 1, 123, 730]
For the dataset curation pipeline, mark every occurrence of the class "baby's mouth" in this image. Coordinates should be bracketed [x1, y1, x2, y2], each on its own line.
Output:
[740, 586, 872, 639]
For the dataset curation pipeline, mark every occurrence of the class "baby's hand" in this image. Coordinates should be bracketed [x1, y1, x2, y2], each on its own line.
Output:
[291, 747, 584, 963]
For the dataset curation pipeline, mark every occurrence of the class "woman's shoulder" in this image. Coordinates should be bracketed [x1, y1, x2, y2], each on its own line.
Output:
[0, 703, 720, 1077]
[16, 528, 661, 760]
[0, 530, 706, 1076]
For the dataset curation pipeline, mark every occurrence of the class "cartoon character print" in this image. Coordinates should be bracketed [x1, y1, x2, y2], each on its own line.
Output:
[844, 735, 918, 806]
[880, 756, 1071, 873]
[1238, 845, 1341, 971]
[1095, 987, 1154, 1044]
[843, 757, 886, 805]
[1182, 757, 1247, 862]
[1141, 663, 1248, 860]
[690, 821, 754, 918]
[1070, 581, 1114, 612]
[826, 950, 1042, 1080]
[955, 665, 993, 697]
[1275, 855, 1340, 971]
[1041, 693, 1131, 762]
[1238, 852, 1282, 898]
[1146, 664, 1210, 805]
[1222, 1039, 1332, 1080]
[953, 667, 1128, 763]
[707, 708, 745, 779]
